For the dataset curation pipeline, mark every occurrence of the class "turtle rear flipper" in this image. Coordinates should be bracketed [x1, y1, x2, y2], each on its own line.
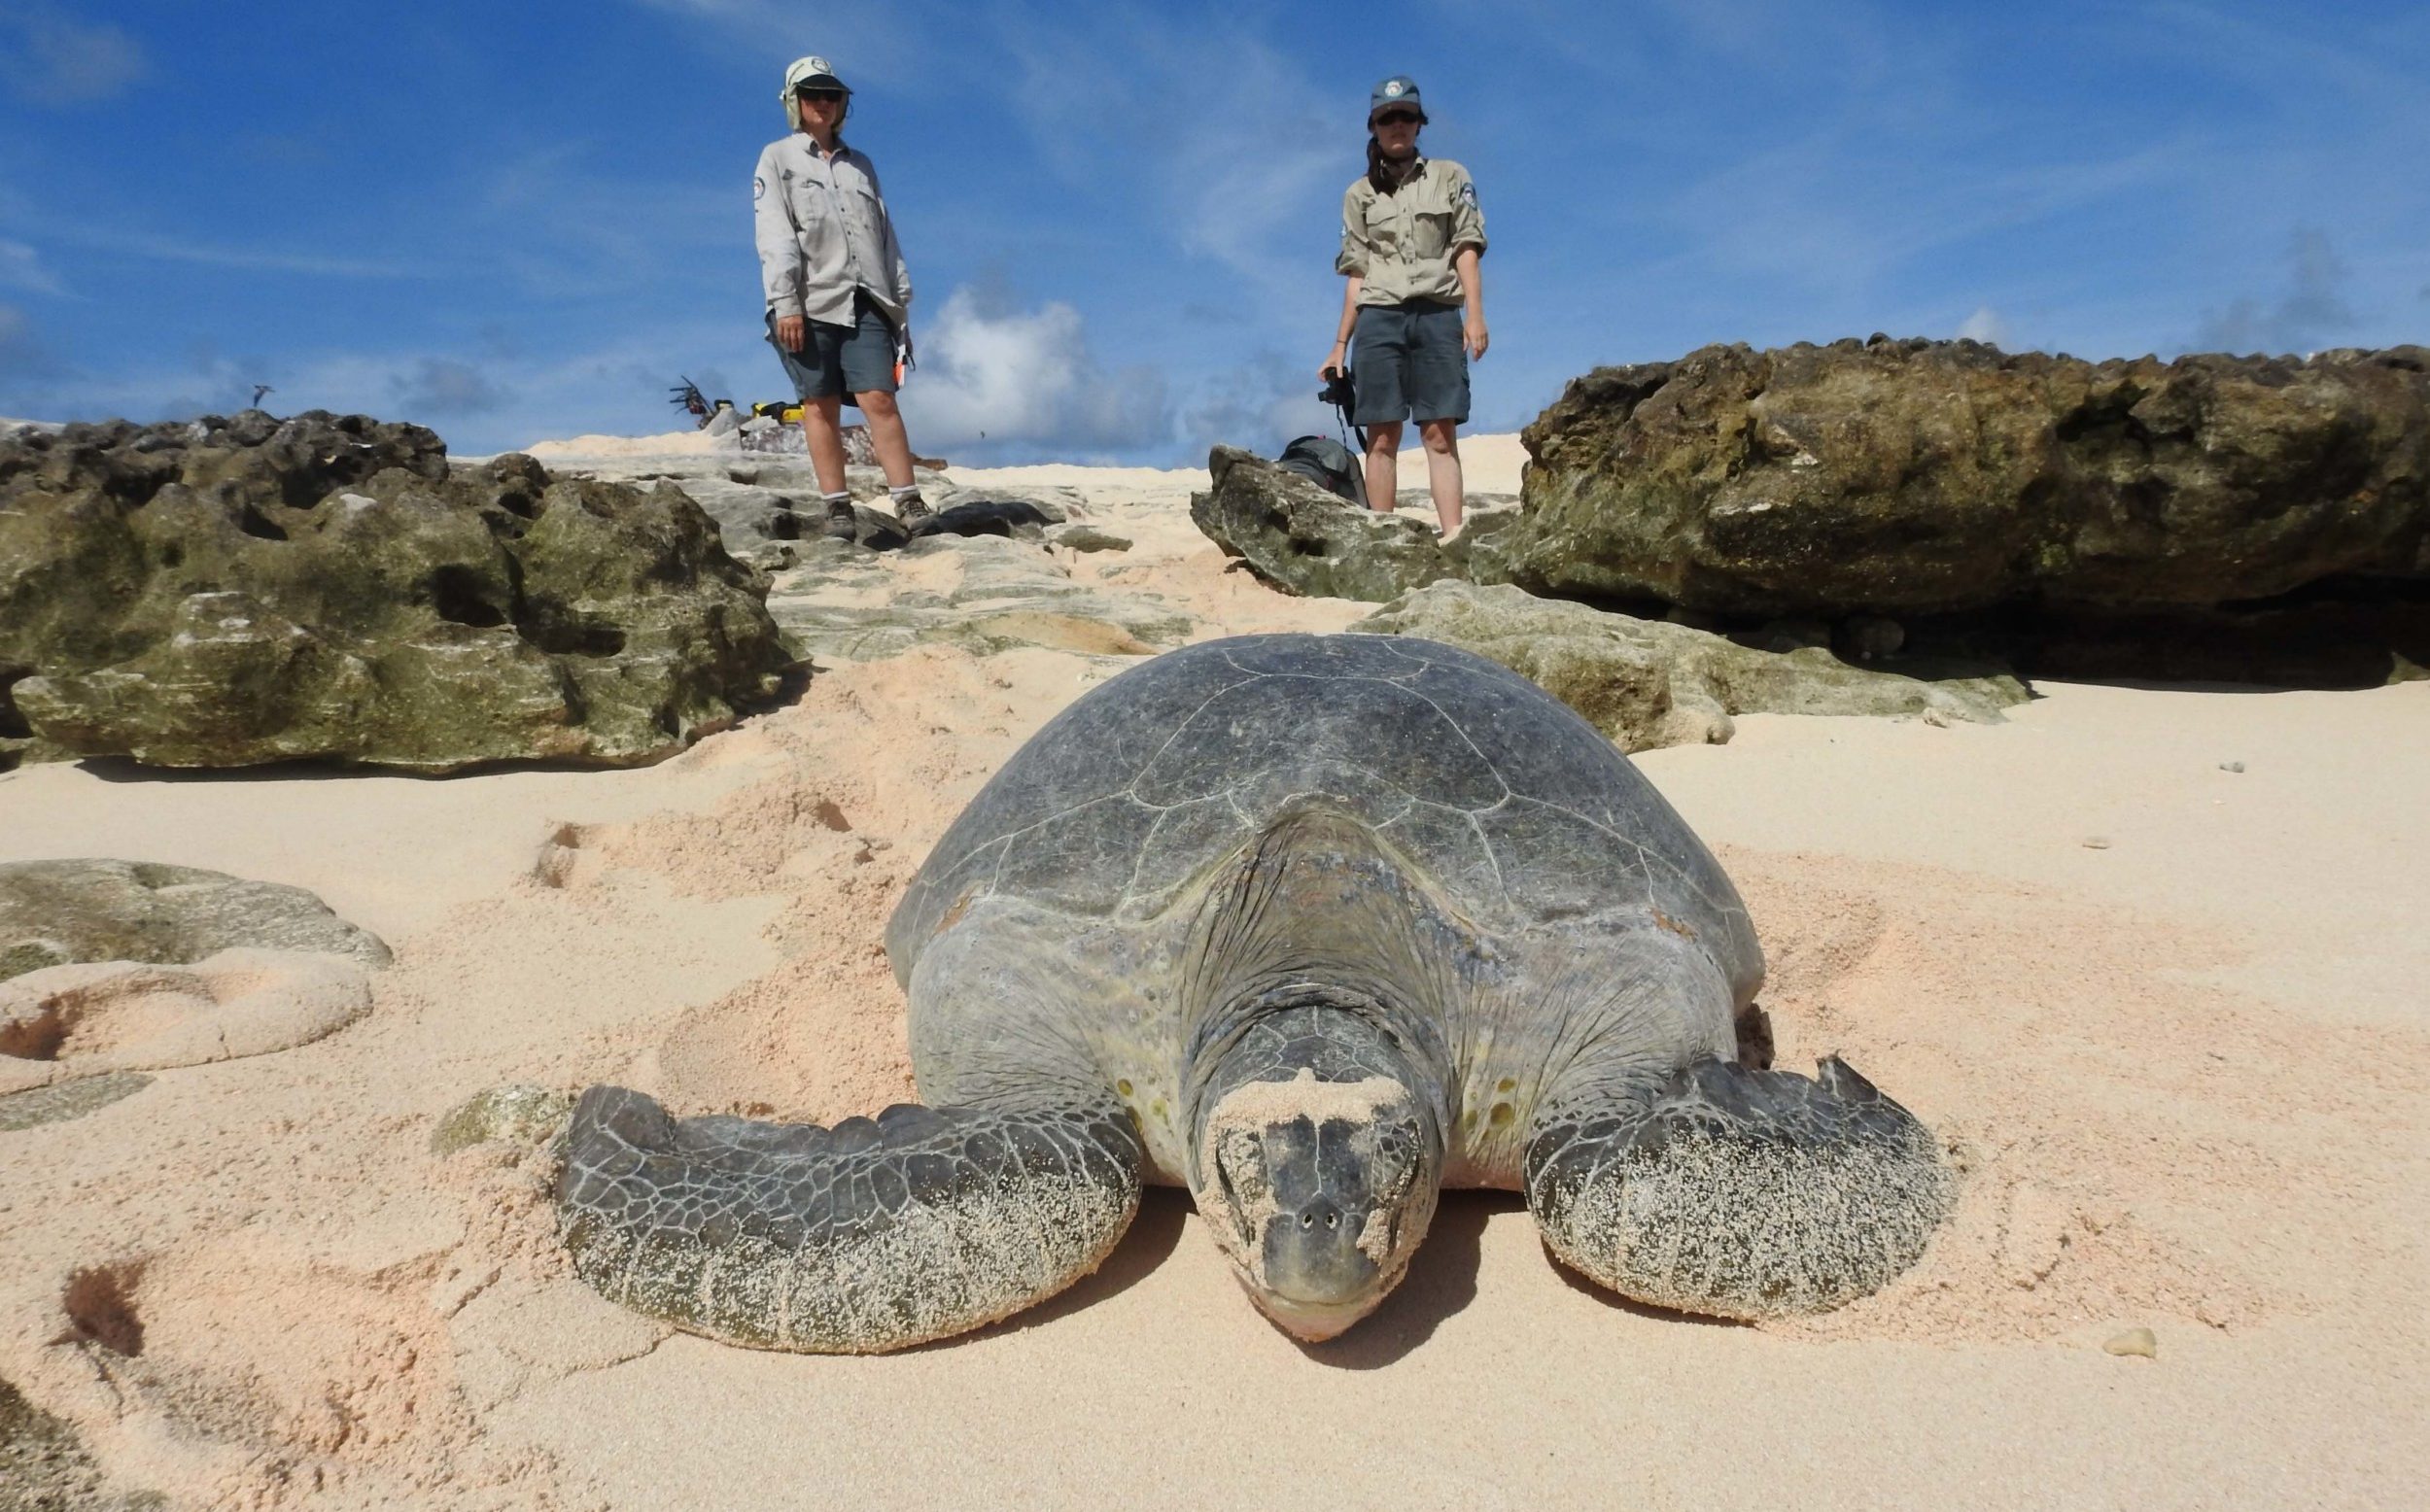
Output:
[559, 1084, 1142, 1352]
[1523, 1056, 1952, 1319]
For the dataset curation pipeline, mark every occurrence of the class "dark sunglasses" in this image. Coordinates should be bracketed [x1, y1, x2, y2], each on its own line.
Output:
[1373, 110, 1422, 126]
[795, 87, 845, 103]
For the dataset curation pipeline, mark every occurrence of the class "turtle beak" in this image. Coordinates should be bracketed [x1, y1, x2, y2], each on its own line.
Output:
[1244, 1287, 1380, 1343]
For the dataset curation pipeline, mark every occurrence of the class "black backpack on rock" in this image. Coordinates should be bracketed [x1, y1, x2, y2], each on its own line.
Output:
[1276, 434, 1366, 505]
[1273, 364, 1370, 506]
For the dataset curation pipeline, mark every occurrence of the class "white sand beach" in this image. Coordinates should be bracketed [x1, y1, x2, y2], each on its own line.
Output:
[2, 445, 2424, 1509]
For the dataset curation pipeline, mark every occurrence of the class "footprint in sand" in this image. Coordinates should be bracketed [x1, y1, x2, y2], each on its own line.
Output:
[34, 1238, 482, 1495]
[0, 947, 372, 1097]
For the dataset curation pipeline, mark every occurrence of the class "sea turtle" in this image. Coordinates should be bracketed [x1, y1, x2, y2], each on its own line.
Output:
[558, 634, 1953, 1351]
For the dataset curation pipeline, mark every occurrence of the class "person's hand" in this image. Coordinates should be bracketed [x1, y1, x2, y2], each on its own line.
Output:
[776, 314, 807, 353]
[1464, 317, 1489, 361]
[1318, 341, 1347, 380]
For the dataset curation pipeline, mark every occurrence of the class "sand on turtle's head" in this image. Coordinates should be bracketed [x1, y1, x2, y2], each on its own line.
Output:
[1192, 1068, 1441, 1341]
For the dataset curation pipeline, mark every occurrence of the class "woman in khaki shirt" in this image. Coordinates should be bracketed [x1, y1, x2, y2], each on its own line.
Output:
[1319, 75, 1488, 537]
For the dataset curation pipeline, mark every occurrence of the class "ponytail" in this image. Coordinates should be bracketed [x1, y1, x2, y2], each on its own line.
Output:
[1366, 131, 1418, 194]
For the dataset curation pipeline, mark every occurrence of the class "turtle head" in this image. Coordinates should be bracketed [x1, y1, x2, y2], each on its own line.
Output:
[1189, 1002, 1445, 1341]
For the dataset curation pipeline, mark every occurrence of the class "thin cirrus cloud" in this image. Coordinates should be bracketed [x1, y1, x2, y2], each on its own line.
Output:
[0, 237, 66, 296]
[0, 4, 145, 108]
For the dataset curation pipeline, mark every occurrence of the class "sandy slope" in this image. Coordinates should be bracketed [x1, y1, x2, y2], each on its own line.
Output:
[1, 457, 2423, 1510]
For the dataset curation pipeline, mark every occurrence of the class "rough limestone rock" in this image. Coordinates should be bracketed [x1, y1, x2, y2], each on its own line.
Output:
[0, 1071, 153, 1132]
[1352, 580, 2028, 751]
[1510, 339, 2430, 615]
[1190, 446, 1520, 601]
[540, 455, 954, 556]
[765, 533, 1194, 664]
[0, 859, 389, 982]
[496, 450, 1198, 665]
[0, 411, 791, 772]
[512, 452, 1075, 558]
[431, 1082, 575, 1155]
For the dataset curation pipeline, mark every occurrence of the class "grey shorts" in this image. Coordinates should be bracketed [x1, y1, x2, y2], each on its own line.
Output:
[1351, 298, 1469, 426]
[769, 292, 898, 401]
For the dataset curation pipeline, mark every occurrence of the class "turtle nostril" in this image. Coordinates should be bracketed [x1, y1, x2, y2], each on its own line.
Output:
[1325, 1212, 1338, 1229]
[1301, 1213, 1314, 1228]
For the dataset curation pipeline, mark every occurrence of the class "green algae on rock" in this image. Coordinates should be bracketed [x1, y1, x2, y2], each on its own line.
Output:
[1509, 339, 2430, 617]
[1353, 580, 2027, 751]
[0, 859, 389, 982]
[0, 411, 792, 773]
[1189, 446, 1520, 602]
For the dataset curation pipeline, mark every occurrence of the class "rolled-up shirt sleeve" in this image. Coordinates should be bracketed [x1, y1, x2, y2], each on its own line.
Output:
[1335, 185, 1370, 277]
[753, 143, 803, 318]
[1449, 165, 1487, 257]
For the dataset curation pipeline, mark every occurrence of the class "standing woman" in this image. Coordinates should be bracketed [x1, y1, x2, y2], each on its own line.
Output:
[753, 54, 935, 538]
[1320, 75, 1488, 537]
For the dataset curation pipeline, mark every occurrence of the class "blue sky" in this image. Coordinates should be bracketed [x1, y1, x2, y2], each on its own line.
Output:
[2, 0, 2425, 464]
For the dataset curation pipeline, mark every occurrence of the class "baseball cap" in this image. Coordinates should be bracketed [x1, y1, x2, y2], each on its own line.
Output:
[1369, 76, 1426, 122]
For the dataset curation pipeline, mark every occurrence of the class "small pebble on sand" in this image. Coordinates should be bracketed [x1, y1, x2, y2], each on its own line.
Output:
[2104, 1327, 2159, 1358]
[2220, 761, 2245, 773]
[2082, 837, 2112, 849]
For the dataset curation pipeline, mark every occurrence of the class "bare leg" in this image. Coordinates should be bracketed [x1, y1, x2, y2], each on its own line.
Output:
[854, 390, 919, 491]
[1363, 421, 1404, 513]
[1419, 419, 1465, 537]
[798, 395, 850, 496]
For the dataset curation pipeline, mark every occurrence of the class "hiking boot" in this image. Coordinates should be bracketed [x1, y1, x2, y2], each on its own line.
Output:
[820, 498, 859, 541]
[894, 493, 936, 533]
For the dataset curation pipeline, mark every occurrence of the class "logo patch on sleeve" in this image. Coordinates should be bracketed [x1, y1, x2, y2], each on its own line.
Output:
[753, 175, 766, 202]
[1458, 183, 1477, 207]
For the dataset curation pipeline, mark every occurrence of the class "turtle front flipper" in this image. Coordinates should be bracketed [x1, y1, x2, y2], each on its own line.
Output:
[558, 1084, 1142, 1352]
[1523, 1056, 1953, 1320]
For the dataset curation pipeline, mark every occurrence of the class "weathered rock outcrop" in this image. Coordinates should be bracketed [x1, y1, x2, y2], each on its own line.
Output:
[511, 449, 1195, 665]
[1352, 581, 2028, 752]
[1509, 339, 2430, 616]
[0, 859, 389, 981]
[1, 411, 791, 772]
[1190, 446, 1518, 601]
[766, 533, 1193, 663]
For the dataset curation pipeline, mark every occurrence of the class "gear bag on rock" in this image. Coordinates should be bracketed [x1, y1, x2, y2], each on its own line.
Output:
[1276, 435, 1365, 506]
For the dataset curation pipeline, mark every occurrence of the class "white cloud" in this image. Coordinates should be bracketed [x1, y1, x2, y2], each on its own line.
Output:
[899, 286, 1168, 462]
[1957, 305, 2009, 346]
[0, 6, 144, 107]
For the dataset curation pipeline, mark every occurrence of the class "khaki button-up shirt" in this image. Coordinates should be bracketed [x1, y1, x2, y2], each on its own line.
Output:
[1336, 157, 1486, 307]
[753, 134, 913, 328]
